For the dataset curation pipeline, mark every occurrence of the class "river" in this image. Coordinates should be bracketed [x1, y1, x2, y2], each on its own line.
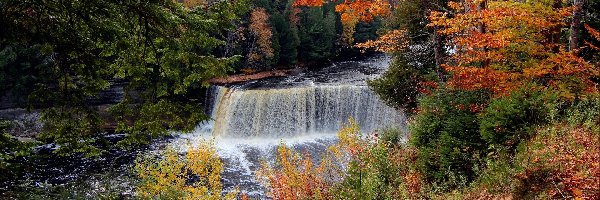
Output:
[2, 55, 406, 198]
[170, 55, 406, 197]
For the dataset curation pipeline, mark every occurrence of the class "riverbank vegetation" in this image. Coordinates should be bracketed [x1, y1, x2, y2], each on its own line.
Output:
[0, 0, 380, 188]
[259, 0, 600, 198]
[1, 0, 599, 198]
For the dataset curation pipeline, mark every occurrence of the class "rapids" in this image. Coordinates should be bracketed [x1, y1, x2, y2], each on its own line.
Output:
[171, 55, 407, 196]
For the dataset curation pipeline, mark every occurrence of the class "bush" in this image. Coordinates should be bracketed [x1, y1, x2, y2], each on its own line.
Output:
[566, 94, 600, 130]
[368, 54, 422, 110]
[514, 123, 599, 199]
[0, 120, 33, 182]
[479, 86, 559, 152]
[134, 141, 236, 200]
[409, 87, 490, 186]
[258, 145, 336, 200]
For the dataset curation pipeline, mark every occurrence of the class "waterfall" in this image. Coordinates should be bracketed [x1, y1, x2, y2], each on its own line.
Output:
[205, 85, 405, 138]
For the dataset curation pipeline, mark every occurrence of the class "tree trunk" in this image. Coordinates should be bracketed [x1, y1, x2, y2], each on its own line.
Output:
[423, 0, 446, 81]
[570, 0, 583, 52]
[477, 0, 488, 67]
[433, 26, 445, 81]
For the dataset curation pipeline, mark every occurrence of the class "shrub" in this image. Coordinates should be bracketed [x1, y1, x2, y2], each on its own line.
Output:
[479, 86, 559, 152]
[258, 145, 336, 200]
[566, 95, 600, 130]
[514, 123, 599, 199]
[0, 120, 33, 182]
[332, 119, 423, 200]
[368, 54, 422, 110]
[409, 87, 489, 186]
[134, 141, 236, 200]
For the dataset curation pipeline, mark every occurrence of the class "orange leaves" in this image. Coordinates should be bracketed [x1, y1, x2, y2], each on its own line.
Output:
[584, 24, 600, 51]
[429, 0, 598, 99]
[520, 125, 600, 199]
[292, 0, 325, 7]
[293, 0, 391, 44]
[258, 145, 335, 200]
[335, 0, 391, 44]
[354, 29, 409, 53]
[249, 8, 274, 63]
[444, 65, 520, 95]
[333, 0, 391, 22]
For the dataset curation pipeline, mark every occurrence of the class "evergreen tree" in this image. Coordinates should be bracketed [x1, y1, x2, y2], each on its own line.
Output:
[298, 7, 336, 62]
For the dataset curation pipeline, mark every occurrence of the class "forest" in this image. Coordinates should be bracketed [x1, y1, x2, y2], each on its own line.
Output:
[1, 0, 599, 199]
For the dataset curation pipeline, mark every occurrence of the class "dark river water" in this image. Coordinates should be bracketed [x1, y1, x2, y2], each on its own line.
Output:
[2, 55, 406, 199]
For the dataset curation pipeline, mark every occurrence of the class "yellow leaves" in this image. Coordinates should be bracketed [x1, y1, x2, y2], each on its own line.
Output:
[335, 118, 363, 156]
[355, 29, 409, 53]
[294, 0, 391, 45]
[134, 141, 236, 200]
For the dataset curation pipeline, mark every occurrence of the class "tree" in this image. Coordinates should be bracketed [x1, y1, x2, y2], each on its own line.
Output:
[248, 8, 275, 68]
[272, 10, 301, 66]
[298, 7, 337, 62]
[429, 0, 599, 100]
[293, 0, 391, 45]
[0, 0, 247, 154]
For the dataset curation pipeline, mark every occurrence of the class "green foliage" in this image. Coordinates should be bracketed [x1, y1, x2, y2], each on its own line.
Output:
[38, 107, 104, 157]
[0, 44, 53, 107]
[110, 100, 208, 147]
[479, 87, 559, 152]
[334, 142, 395, 200]
[565, 94, 600, 130]
[368, 54, 422, 110]
[298, 7, 337, 62]
[0, 120, 34, 182]
[272, 11, 300, 66]
[410, 87, 490, 186]
[2, 172, 131, 199]
[0, 0, 247, 155]
[379, 128, 404, 145]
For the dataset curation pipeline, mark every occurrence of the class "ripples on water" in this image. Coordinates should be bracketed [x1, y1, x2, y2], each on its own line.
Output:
[3, 55, 406, 198]
[169, 55, 406, 197]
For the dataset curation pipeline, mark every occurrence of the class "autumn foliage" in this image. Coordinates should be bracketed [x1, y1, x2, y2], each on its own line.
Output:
[429, 0, 599, 99]
[248, 8, 274, 63]
[517, 124, 600, 199]
[354, 29, 409, 53]
[134, 142, 237, 200]
[258, 145, 337, 200]
[293, 0, 391, 44]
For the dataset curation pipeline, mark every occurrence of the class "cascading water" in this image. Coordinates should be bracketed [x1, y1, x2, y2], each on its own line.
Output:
[172, 55, 406, 197]
[207, 85, 403, 138]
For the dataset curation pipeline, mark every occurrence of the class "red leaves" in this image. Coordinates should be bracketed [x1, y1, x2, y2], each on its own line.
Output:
[430, 0, 599, 99]
[522, 125, 600, 199]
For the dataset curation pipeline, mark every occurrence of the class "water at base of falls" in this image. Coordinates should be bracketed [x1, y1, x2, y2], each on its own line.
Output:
[170, 55, 407, 197]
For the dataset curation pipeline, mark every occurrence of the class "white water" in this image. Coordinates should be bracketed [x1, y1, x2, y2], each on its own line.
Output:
[208, 85, 404, 137]
[170, 56, 406, 196]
